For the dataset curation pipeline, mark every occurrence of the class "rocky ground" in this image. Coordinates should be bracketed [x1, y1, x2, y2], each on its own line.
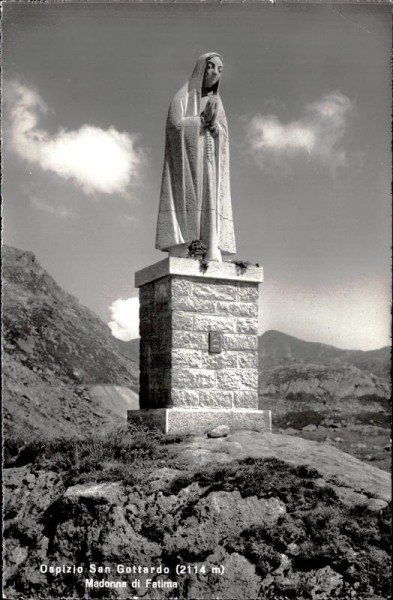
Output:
[259, 396, 391, 472]
[257, 331, 391, 473]
[276, 423, 391, 473]
[3, 426, 391, 600]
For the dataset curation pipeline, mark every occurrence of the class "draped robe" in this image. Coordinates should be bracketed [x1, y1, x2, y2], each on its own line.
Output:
[155, 53, 236, 255]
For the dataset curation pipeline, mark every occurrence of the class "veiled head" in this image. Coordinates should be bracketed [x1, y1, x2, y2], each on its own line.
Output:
[188, 52, 224, 93]
[202, 55, 224, 90]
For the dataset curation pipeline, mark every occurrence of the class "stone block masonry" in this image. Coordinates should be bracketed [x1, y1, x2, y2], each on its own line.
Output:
[129, 257, 271, 434]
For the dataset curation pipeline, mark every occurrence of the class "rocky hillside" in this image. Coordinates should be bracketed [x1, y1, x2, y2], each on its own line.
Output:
[3, 427, 391, 600]
[113, 337, 140, 362]
[2, 246, 139, 438]
[259, 330, 390, 375]
[258, 330, 390, 401]
[259, 362, 389, 403]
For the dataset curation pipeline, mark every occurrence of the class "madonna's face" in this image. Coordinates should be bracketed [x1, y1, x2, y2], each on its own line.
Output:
[202, 56, 223, 90]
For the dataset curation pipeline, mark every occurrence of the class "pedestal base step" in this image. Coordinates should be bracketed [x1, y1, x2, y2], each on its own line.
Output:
[128, 408, 272, 435]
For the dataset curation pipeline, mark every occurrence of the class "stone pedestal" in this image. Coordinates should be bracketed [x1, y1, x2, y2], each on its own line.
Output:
[128, 257, 271, 434]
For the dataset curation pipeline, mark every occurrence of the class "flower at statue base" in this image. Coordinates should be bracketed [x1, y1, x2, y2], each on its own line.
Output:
[188, 240, 208, 259]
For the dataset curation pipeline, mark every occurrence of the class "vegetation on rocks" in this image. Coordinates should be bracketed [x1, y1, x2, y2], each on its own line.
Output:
[3, 425, 391, 600]
[4, 426, 183, 487]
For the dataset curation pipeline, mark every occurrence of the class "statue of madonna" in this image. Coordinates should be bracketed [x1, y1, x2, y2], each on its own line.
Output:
[155, 53, 236, 262]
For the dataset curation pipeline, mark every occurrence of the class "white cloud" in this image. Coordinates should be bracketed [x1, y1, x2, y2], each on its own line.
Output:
[245, 92, 352, 171]
[5, 80, 142, 196]
[108, 297, 140, 341]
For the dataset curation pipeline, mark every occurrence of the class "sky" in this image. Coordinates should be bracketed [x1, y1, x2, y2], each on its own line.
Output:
[2, 2, 391, 350]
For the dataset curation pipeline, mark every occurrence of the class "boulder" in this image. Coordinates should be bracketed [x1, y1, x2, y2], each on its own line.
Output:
[302, 424, 317, 432]
[207, 425, 230, 438]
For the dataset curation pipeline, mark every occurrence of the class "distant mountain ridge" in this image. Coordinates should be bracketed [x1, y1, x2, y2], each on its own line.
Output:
[258, 331, 390, 402]
[258, 330, 390, 379]
[2, 245, 139, 438]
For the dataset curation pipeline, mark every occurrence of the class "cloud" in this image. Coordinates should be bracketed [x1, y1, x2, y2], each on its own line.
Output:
[118, 214, 140, 226]
[245, 92, 352, 171]
[31, 196, 76, 219]
[108, 297, 140, 341]
[4, 80, 142, 196]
